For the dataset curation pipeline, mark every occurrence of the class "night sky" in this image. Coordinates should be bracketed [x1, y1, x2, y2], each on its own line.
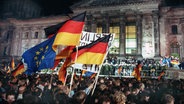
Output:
[0, 0, 81, 18]
[0, 0, 183, 19]
[32, 0, 81, 16]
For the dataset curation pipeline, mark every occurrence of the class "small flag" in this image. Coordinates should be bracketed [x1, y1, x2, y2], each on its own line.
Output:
[118, 66, 122, 75]
[158, 71, 165, 80]
[58, 57, 72, 84]
[12, 62, 25, 77]
[132, 64, 142, 81]
[11, 57, 15, 70]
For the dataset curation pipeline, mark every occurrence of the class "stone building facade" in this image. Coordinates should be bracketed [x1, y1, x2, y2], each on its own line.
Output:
[71, 0, 184, 60]
[0, 0, 184, 66]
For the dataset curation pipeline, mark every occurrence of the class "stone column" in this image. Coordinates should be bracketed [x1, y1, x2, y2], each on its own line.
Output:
[119, 14, 126, 57]
[91, 17, 97, 32]
[9, 25, 15, 56]
[86, 13, 92, 32]
[153, 11, 161, 58]
[102, 13, 109, 33]
[136, 13, 143, 59]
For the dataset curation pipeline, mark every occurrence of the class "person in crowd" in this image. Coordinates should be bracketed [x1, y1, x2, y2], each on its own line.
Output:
[161, 94, 175, 104]
[111, 91, 127, 104]
[71, 90, 87, 104]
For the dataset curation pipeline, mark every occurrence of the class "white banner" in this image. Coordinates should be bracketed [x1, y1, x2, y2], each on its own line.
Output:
[80, 31, 115, 47]
[72, 31, 115, 73]
[73, 64, 100, 73]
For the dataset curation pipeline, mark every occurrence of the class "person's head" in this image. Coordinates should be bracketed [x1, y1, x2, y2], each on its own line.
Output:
[112, 91, 126, 104]
[98, 95, 111, 104]
[140, 91, 150, 102]
[56, 81, 63, 88]
[54, 92, 71, 104]
[161, 94, 175, 104]
[6, 91, 16, 104]
[72, 90, 87, 104]
[23, 94, 42, 104]
[18, 78, 26, 86]
[139, 82, 145, 91]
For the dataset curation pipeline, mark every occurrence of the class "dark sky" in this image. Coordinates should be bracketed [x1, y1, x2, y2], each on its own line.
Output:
[0, 0, 183, 19]
[0, 0, 81, 18]
[32, 0, 81, 16]
[164, 0, 184, 7]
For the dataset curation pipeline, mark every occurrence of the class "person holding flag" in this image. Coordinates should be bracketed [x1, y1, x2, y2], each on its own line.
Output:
[132, 60, 142, 81]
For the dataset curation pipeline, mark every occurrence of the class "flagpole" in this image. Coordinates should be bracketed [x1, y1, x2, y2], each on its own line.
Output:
[48, 70, 54, 89]
[69, 46, 78, 91]
[91, 34, 113, 95]
[63, 68, 68, 86]
[91, 58, 107, 95]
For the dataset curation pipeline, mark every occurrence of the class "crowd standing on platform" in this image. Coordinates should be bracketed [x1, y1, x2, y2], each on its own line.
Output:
[100, 55, 184, 77]
[0, 55, 184, 104]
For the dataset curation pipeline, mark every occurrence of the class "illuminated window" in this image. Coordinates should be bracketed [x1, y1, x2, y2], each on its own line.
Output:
[109, 26, 120, 54]
[125, 23, 137, 54]
[96, 26, 102, 33]
[96, 25, 120, 54]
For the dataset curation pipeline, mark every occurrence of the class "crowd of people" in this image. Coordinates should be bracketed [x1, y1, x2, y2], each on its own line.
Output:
[0, 72, 184, 104]
[0, 56, 184, 104]
[100, 56, 184, 77]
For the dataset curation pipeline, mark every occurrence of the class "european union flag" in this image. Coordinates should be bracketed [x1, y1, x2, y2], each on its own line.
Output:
[22, 36, 56, 75]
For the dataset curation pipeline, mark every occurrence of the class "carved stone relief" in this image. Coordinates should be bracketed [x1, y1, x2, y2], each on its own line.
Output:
[142, 16, 154, 58]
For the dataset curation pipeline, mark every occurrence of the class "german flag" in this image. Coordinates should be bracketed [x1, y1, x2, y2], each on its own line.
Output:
[53, 12, 86, 48]
[44, 21, 67, 38]
[71, 35, 110, 65]
[158, 71, 165, 80]
[118, 66, 122, 75]
[58, 57, 72, 84]
[12, 62, 25, 77]
[132, 64, 142, 81]
[11, 57, 15, 70]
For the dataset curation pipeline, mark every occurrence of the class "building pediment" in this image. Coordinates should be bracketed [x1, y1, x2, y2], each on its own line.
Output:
[71, 0, 160, 14]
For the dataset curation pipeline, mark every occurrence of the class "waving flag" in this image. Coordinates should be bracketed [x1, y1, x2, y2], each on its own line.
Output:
[132, 63, 142, 81]
[58, 57, 72, 83]
[12, 62, 25, 77]
[71, 35, 110, 65]
[44, 21, 67, 38]
[11, 57, 15, 70]
[22, 36, 56, 75]
[53, 12, 86, 48]
[158, 71, 165, 80]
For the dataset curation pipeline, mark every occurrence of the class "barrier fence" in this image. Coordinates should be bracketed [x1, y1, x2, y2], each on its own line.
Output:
[41, 64, 184, 80]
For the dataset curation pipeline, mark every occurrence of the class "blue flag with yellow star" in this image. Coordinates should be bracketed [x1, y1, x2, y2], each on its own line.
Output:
[22, 36, 56, 75]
